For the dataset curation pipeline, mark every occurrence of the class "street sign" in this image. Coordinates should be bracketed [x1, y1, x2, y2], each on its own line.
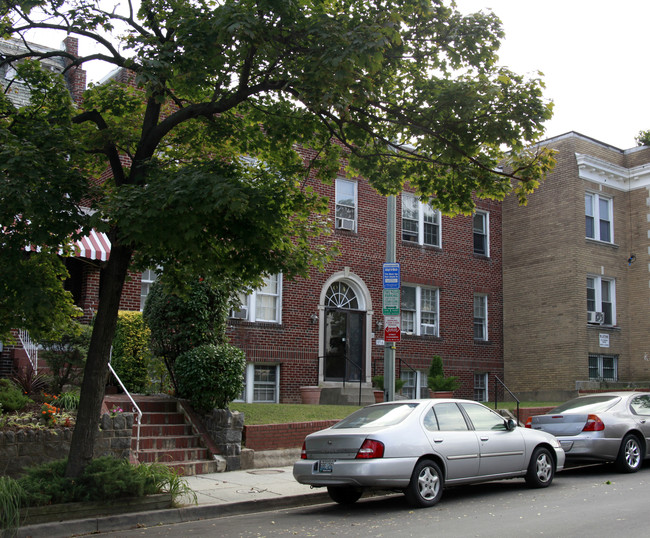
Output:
[382, 289, 400, 315]
[383, 263, 400, 289]
[384, 315, 401, 342]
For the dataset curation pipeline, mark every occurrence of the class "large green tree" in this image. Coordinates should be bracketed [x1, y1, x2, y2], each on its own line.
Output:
[1, 0, 555, 477]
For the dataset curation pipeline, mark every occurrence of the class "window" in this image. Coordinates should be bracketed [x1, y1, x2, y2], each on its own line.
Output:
[335, 178, 357, 231]
[588, 355, 617, 381]
[474, 373, 488, 402]
[401, 193, 441, 247]
[459, 402, 506, 430]
[585, 193, 612, 242]
[401, 285, 439, 336]
[587, 276, 615, 325]
[401, 370, 428, 399]
[433, 402, 469, 431]
[140, 269, 158, 311]
[238, 364, 280, 403]
[473, 212, 489, 256]
[230, 274, 282, 323]
[473, 294, 488, 341]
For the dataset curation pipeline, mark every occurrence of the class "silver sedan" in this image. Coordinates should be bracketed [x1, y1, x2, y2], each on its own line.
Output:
[527, 391, 650, 472]
[293, 399, 565, 508]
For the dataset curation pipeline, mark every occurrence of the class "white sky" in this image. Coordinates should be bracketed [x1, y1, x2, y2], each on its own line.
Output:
[28, 0, 650, 150]
[455, 0, 650, 149]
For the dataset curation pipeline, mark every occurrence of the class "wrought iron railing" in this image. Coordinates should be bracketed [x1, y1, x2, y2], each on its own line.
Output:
[494, 375, 520, 424]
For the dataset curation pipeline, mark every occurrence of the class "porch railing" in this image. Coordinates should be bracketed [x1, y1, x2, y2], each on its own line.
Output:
[18, 329, 38, 372]
[108, 349, 142, 457]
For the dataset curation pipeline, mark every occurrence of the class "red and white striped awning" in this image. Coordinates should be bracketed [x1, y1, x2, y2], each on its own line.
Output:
[74, 229, 111, 261]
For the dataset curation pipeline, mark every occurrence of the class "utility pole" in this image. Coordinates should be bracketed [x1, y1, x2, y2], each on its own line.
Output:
[384, 195, 396, 402]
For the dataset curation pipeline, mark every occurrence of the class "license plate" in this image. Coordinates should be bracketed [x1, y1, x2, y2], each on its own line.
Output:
[319, 459, 334, 473]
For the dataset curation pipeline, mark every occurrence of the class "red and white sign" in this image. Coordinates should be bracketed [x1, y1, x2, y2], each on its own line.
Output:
[384, 315, 401, 342]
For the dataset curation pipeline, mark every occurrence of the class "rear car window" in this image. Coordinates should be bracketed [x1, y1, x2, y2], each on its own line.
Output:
[550, 395, 620, 414]
[332, 403, 418, 429]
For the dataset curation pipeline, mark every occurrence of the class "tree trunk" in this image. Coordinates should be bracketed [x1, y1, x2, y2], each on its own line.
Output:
[64, 242, 133, 478]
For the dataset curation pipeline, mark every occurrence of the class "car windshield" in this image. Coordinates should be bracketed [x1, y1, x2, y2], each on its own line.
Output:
[550, 395, 620, 414]
[332, 403, 418, 429]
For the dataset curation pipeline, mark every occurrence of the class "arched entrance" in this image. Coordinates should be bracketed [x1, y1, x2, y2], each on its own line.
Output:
[322, 279, 367, 382]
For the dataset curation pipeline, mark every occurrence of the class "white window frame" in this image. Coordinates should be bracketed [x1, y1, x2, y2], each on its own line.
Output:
[587, 275, 616, 326]
[401, 370, 429, 399]
[473, 294, 488, 341]
[588, 354, 617, 381]
[474, 372, 488, 402]
[585, 192, 613, 243]
[401, 285, 439, 337]
[473, 211, 489, 256]
[335, 178, 357, 231]
[401, 192, 441, 247]
[140, 269, 158, 311]
[237, 364, 280, 403]
[230, 274, 282, 323]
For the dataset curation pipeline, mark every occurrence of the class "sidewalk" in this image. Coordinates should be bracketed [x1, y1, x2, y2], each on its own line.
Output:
[16, 465, 332, 537]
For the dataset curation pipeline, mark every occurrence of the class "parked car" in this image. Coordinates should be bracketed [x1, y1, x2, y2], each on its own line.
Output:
[526, 391, 650, 472]
[293, 399, 565, 508]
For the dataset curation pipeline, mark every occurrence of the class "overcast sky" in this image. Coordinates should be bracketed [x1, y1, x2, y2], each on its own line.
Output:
[455, 0, 650, 149]
[30, 0, 650, 150]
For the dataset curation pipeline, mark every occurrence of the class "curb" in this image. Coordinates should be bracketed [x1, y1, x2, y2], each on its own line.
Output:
[16, 491, 332, 537]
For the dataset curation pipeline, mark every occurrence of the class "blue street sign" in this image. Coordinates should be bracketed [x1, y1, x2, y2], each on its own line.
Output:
[383, 263, 400, 289]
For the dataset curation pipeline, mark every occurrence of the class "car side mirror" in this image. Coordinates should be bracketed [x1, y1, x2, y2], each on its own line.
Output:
[506, 418, 516, 431]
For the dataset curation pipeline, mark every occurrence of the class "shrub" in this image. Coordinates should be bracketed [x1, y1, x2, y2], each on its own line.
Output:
[371, 375, 405, 392]
[0, 379, 33, 412]
[143, 278, 231, 392]
[0, 475, 26, 532]
[427, 355, 461, 392]
[111, 311, 151, 393]
[39, 321, 91, 393]
[175, 343, 245, 413]
[9, 366, 49, 396]
[57, 389, 80, 411]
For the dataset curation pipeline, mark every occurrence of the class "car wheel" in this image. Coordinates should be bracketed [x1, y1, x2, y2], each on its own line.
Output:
[404, 459, 443, 508]
[327, 486, 363, 505]
[615, 434, 642, 473]
[525, 447, 554, 488]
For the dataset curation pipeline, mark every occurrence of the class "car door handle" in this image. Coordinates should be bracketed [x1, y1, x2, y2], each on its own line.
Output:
[480, 437, 489, 442]
[433, 439, 444, 443]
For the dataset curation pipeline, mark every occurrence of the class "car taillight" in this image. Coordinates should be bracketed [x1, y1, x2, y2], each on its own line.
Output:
[525, 417, 532, 428]
[301, 441, 307, 459]
[356, 439, 384, 459]
[582, 414, 605, 432]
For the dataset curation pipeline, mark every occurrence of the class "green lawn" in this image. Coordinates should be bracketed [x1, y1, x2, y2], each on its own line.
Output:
[229, 401, 560, 425]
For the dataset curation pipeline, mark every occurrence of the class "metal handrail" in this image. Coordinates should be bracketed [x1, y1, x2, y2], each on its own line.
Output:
[108, 350, 142, 457]
[494, 375, 520, 424]
[17, 329, 38, 372]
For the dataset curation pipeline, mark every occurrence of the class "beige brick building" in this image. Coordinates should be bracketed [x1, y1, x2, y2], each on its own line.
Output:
[503, 132, 650, 400]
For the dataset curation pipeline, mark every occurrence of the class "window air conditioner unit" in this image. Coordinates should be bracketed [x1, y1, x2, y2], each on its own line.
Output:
[587, 312, 604, 324]
[337, 217, 355, 231]
[421, 324, 437, 336]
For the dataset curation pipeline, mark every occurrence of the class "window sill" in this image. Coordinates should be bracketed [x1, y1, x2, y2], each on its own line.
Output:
[473, 339, 491, 345]
[587, 324, 620, 332]
[401, 240, 442, 251]
[473, 253, 490, 260]
[335, 227, 358, 235]
[585, 238, 619, 249]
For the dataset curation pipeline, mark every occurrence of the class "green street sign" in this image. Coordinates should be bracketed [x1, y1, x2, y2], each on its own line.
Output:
[383, 289, 400, 315]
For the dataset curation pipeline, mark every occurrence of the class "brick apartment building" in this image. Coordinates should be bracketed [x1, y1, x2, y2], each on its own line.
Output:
[502, 132, 650, 400]
[227, 147, 504, 404]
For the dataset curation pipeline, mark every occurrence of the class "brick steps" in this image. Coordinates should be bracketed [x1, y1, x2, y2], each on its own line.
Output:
[104, 395, 220, 476]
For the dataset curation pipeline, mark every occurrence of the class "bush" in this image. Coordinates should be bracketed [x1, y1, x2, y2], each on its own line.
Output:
[39, 321, 91, 393]
[111, 311, 151, 393]
[175, 343, 245, 413]
[57, 389, 80, 411]
[9, 366, 49, 396]
[143, 278, 231, 392]
[0, 379, 33, 412]
[427, 355, 460, 392]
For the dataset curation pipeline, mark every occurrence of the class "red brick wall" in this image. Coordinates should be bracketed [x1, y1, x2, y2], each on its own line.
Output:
[243, 420, 339, 450]
[228, 147, 504, 403]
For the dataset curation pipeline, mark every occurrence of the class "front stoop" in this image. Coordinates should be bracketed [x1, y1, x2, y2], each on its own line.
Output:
[103, 395, 223, 476]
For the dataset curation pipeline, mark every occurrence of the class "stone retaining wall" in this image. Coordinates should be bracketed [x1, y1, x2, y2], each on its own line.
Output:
[0, 413, 134, 478]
